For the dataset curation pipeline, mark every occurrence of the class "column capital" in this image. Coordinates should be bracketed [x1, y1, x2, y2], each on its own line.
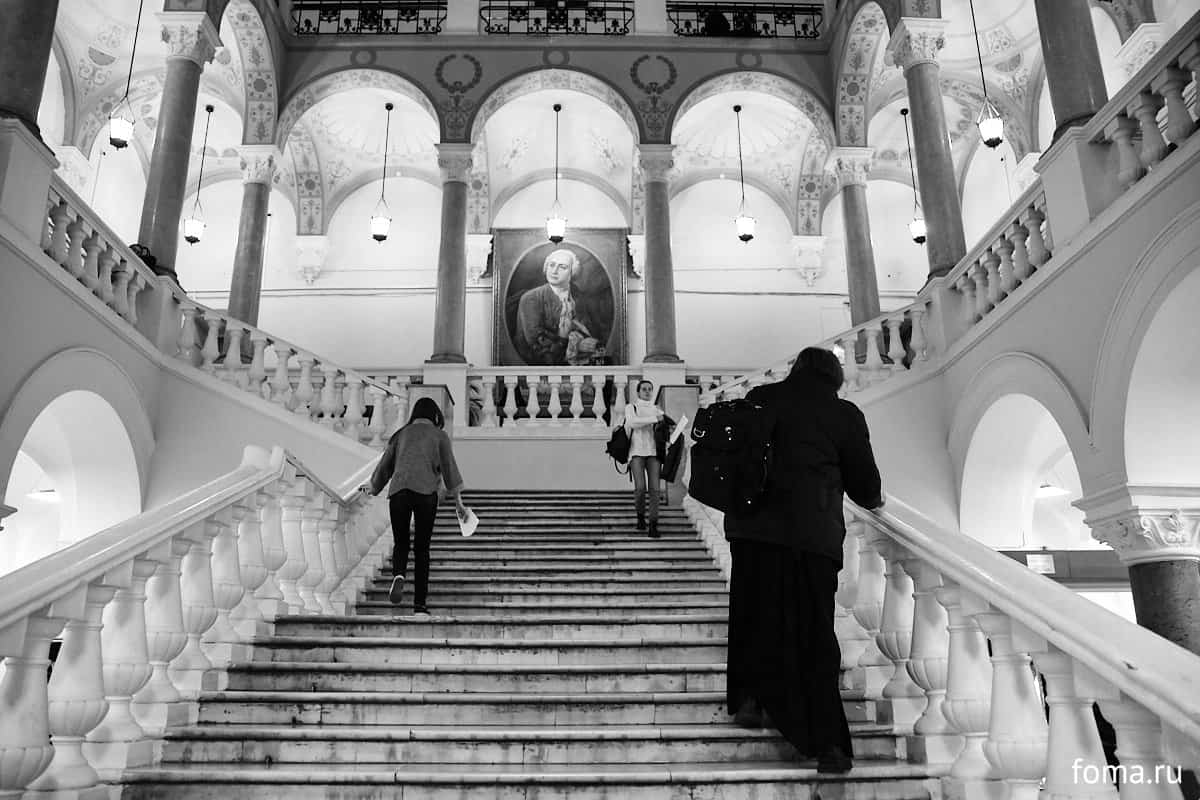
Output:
[295, 235, 330, 285]
[790, 235, 827, 287]
[466, 233, 493, 284]
[831, 146, 874, 188]
[239, 145, 280, 185]
[887, 17, 947, 72]
[1079, 484, 1200, 565]
[436, 143, 474, 183]
[158, 12, 221, 67]
[637, 144, 676, 183]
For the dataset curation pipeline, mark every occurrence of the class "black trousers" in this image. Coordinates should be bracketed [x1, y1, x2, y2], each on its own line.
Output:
[727, 539, 851, 757]
[388, 489, 438, 606]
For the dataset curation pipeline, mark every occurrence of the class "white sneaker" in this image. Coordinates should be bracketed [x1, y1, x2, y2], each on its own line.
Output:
[388, 576, 404, 604]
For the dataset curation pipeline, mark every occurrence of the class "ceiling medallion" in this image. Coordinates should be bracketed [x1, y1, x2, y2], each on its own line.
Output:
[542, 48, 569, 66]
[735, 51, 763, 69]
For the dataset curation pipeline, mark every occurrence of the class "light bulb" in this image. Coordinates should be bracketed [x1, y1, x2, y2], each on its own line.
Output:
[735, 213, 756, 243]
[183, 215, 205, 245]
[909, 217, 927, 244]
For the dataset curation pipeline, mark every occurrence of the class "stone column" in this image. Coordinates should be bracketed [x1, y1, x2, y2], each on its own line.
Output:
[833, 147, 881, 325]
[429, 143, 473, 364]
[0, 0, 60, 137]
[1033, 0, 1110, 141]
[889, 18, 967, 281]
[1084, 493, 1200, 657]
[137, 12, 219, 282]
[226, 146, 278, 327]
[638, 144, 681, 364]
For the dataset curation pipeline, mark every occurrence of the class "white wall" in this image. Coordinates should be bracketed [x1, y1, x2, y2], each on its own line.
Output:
[493, 179, 626, 228]
[671, 181, 792, 270]
[821, 181, 930, 296]
[962, 139, 1020, 251]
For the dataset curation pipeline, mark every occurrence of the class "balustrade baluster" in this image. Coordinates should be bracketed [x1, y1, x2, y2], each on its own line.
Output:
[839, 335, 860, 390]
[81, 230, 102, 288]
[899, 558, 958, 764]
[316, 507, 342, 614]
[28, 583, 117, 793]
[994, 235, 1016, 295]
[291, 355, 315, 417]
[850, 521, 891, 698]
[983, 248, 1003, 308]
[202, 508, 247, 661]
[277, 484, 311, 612]
[255, 479, 291, 620]
[548, 376, 564, 424]
[41, 194, 56, 253]
[0, 614, 65, 795]
[1031, 647, 1118, 800]
[591, 376, 606, 426]
[481, 375, 498, 427]
[868, 532, 925, 732]
[1098, 699, 1178, 800]
[223, 325, 247, 387]
[319, 366, 341, 428]
[1153, 66, 1198, 145]
[247, 332, 269, 395]
[270, 344, 294, 408]
[569, 375, 585, 421]
[367, 385, 387, 446]
[1129, 92, 1169, 169]
[298, 495, 328, 613]
[864, 324, 885, 384]
[955, 274, 979, 324]
[502, 376, 518, 428]
[1040, 197, 1055, 257]
[200, 314, 221, 374]
[344, 379, 366, 441]
[48, 200, 71, 263]
[1021, 204, 1050, 269]
[229, 494, 270, 638]
[178, 305, 200, 366]
[65, 215, 86, 280]
[835, 515, 872, 691]
[1008, 220, 1032, 283]
[127, 274, 145, 325]
[612, 374, 629, 422]
[886, 316, 907, 371]
[910, 306, 929, 362]
[971, 262, 992, 319]
[330, 507, 353, 610]
[970, 609, 1049, 800]
[525, 375, 542, 424]
[131, 540, 190, 735]
[112, 260, 133, 319]
[169, 521, 218, 698]
[390, 379, 410, 433]
[934, 584, 995, 783]
[1107, 115, 1145, 188]
[96, 246, 116, 305]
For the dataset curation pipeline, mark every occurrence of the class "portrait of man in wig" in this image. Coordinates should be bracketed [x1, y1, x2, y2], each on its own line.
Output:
[512, 248, 610, 365]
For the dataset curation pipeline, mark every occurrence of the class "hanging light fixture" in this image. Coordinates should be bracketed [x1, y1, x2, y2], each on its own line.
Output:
[900, 107, 926, 245]
[109, 0, 146, 149]
[732, 104, 756, 242]
[183, 104, 214, 245]
[968, 0, 1004, 148]
[370, 102, 395, 242]
[546, 103, 567, 243]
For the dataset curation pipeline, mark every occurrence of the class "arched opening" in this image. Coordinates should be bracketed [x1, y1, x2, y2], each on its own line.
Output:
[1, 391, 141, 576]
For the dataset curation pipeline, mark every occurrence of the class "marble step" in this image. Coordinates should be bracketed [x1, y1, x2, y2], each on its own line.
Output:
[353, 600, 729, 616]
[429, 513, 691, 524]
[366, 566, 722, 581]
[220, 661, 729, 694]
[253, 635, 730, 665]
[412, 545, 714, 557]
[352, 589, 730, 607]
[361, 580, 727, 598]
[161, 722, 903, 765]
[121, 761, 941, 800]
[274, 614, 728, 640]
[376, 558, 717, 571]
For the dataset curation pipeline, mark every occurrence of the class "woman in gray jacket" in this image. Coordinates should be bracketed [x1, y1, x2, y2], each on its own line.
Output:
[370, 398, 466, 616]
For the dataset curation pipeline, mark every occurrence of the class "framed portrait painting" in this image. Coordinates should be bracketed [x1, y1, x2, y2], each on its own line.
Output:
[492, 228, 629, 367]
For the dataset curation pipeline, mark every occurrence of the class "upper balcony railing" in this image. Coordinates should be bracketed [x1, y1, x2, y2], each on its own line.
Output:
[666, 1, 823, 38]
[480, 0, 634, 35]
[291, 0, 448, 35]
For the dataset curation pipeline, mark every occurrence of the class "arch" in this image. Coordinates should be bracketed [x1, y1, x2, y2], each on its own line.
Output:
[468, 67, 642, 145]
[492, 169, 631, 226]
[951, 353, 1097, 550]
[0, 348, 155, 537]
[324, 167, 442, 224]
[47, 33, 78, 147]
[840, 0, 902, 31]
[222, 0, 279, 144]
[835, 2, 890, 146]
[275, 67, 441, 151]
[1091, 201, 1200, 486]
[669, 170, 796, 233]
[668, 70, 836, 154]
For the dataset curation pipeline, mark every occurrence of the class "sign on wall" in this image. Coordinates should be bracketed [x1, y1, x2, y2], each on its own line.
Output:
[492, 228, 629, 367]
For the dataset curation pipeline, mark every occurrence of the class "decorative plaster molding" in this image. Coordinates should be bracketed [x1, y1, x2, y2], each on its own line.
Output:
[791, 235, 827, 287]
[437, 143, 474, 184]
[53, 146, 93, 196]
[627, 234, 646, 278]
[466, 233, 493, 284]
[239, 145, 280, 185]
[158, 12, 221, 67]
[1117, 23, 1167, 80]
[887, 17, 947, 72]
[1091, 509, 1200, 565]
[295, 235, 330, 285]
[637, 144, 676, 183]
[831, 147, 874, 189]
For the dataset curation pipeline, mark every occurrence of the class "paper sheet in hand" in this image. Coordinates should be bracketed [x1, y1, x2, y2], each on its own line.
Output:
[457, 506, 479, 537]
[668, 414, 689, 445]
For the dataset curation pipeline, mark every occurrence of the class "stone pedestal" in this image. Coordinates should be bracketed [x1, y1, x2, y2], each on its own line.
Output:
[409, 380, 457, 437]
[1034, 127, 1120, 250]
[0, 118, 57, 243]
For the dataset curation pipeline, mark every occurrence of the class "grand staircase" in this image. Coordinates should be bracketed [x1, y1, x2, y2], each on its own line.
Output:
[123, 491, 937, 798]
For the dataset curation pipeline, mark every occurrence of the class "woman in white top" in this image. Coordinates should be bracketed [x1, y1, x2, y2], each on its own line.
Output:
[624, 379, 665, 537]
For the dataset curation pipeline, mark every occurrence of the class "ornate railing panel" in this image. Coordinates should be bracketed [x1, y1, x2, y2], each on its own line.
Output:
[666, 1, 823, 38]
[480, 0, 634, 35]
[291, 0, 447, 35]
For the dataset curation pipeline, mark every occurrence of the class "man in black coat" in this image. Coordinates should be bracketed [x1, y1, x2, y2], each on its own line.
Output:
[723, 346, 883, 773]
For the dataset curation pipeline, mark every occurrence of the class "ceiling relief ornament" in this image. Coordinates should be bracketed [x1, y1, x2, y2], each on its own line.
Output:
[467, 140, 490, 234]
[469, 69, 640, 146]
[794, 173, 830, 236]
[75, 21, 127, 99]
[630, 55, 678, 142]
[887, 17, 947, 73]
[225, 0, 278, 145]
[1092, 510, 1200, 566]
[435, 54, 483, 141]
[288, 122, 325, 235]
[836, 3, 888, 146]
[673, 72, 835, 152]
[630, 159, 645, 235]
[497, 136, 530, 172]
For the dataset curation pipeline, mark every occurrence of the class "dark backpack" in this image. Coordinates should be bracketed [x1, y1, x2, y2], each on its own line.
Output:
[687, 398, 776, 517]
[605, 425, 631, 472]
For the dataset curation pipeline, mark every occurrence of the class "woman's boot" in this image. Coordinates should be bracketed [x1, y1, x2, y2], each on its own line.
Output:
[648, 520, 660, 539]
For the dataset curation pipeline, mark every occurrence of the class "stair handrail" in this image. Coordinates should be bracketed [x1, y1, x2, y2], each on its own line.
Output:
[845, 494, 1200, 744]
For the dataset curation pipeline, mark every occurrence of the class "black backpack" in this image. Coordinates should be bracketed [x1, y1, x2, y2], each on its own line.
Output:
[687, 398, 776, 517]
[605, 425, 631, 473]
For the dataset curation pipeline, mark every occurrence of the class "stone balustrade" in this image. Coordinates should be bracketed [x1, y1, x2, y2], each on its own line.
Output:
[41, 176, 157, 327]
[465, 367, 642, 431]
[172, 302, 408, 449]
[0, 445, 388, 796]
[1087, 15, 1200, 192]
